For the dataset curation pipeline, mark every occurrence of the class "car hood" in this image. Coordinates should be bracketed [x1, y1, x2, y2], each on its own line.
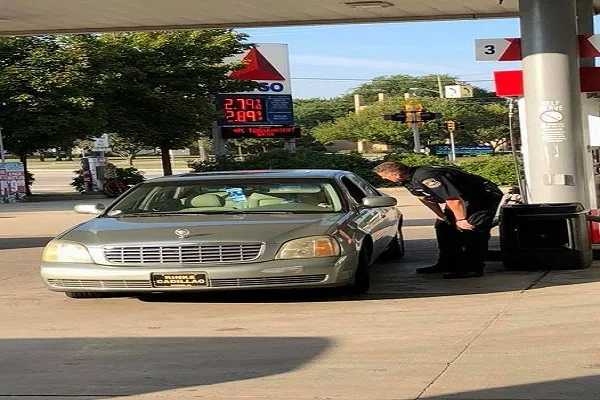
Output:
[60, 213, 347, 246]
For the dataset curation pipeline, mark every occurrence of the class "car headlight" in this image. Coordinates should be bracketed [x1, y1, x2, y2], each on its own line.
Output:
[276, 236, 341, 259]
[42, 241, 93, 263]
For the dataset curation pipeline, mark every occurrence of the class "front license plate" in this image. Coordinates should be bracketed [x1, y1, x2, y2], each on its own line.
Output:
[151, 272, 208, 288]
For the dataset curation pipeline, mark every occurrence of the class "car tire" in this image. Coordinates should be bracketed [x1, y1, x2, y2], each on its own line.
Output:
[380, 222, 405, 261]
[346, 248, 371, 295]
[64, 292, 107, 299]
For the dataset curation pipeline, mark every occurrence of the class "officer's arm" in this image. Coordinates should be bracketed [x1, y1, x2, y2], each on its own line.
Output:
[418, 197, 446, 220]
[445, 198, 468, 220]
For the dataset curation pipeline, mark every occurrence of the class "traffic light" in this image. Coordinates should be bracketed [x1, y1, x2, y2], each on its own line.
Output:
[444, 120, 463, 131]
[384, 111, 442, 123]
[383, 112, 407, 122]
[419, 112, 442, 122]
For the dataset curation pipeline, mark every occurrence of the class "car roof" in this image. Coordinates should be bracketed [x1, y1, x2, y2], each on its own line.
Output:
[147, 169, 350, 183]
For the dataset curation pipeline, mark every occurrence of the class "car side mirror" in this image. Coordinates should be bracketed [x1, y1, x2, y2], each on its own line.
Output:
[74, 203, 106, 215]
[362, 196, 397, 208]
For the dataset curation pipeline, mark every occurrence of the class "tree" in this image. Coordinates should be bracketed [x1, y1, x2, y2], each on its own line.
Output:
[293, 97, 354, 132]
[0, 36, 103, 194]
[72, 30, 258, 175]
[108, 133, 152, 165]
[311, 95, 509, 151]
[350, 74, 494, 102]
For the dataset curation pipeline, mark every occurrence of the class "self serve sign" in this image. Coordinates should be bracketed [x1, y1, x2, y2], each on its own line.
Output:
[226, 44, 292, 95]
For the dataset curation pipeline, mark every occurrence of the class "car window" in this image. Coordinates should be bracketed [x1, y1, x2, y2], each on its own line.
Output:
[340, 176, 368, 204]
[347, 174, 380, 197]
[105, 179, 344, 216]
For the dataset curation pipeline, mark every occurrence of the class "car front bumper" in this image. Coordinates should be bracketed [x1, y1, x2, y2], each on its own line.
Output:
[40, 253, 359, 293]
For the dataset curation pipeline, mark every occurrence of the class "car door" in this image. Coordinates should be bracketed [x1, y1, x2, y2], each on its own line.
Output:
[347, 173, 399, 254]
[339, 174, 391, 257]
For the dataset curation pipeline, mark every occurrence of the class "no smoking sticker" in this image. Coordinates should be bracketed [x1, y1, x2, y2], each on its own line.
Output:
[540, 110, 564, 123]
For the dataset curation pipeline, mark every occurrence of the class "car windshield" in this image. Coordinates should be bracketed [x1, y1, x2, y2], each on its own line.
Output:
[104, 179, 344, 216]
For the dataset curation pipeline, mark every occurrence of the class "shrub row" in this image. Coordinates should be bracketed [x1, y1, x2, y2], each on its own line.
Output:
[189, 150, 521, 187]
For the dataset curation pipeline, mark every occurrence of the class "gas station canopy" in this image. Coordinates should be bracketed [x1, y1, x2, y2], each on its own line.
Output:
[0, 0, 598, 35]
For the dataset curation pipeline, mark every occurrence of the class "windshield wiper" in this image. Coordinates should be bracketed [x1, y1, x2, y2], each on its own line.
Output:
[114, 211, 226, 217]
[223, 210, 293, 215]
[112, 212, 173, 218]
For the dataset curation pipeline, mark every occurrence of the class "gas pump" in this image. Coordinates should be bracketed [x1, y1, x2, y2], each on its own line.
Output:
[80, 156, 107, 192]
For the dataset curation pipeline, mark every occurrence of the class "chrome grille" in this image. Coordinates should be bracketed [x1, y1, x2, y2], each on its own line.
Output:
[47, 279, 152, 289]
[103, 243, 263, 264]
[210, 274, 327, 288]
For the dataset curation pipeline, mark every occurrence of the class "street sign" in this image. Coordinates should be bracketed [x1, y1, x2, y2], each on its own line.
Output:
[434, 145, 493, 156]
[444, 84, 474, 98]
[383, 112, 407, 122]
[494, 67, 600, 96]
[92, 134, 111, 152]
[476, 35, 600, 61]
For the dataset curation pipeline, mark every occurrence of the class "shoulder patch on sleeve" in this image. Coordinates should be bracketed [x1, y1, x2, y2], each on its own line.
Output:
[422, 178, 441, 189]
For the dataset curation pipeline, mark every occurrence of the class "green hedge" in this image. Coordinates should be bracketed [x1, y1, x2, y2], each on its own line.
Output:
[189, 150, 520, 187]
[190, 149, 384, 186]
[456, 155, 521, 186]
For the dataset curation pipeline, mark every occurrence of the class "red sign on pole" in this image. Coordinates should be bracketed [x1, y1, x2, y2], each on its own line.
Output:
[0, 162, 26, 203]
[494, 67, 600, 97]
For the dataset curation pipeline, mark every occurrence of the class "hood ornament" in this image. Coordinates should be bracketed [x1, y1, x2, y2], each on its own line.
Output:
[174, 229, 191, 239]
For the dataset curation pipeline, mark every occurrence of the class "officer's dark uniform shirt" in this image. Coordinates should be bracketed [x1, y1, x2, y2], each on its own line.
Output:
[404, 166, 502, 207]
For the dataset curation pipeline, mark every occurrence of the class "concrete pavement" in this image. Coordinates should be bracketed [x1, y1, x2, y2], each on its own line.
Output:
[0, 189, 599, 399]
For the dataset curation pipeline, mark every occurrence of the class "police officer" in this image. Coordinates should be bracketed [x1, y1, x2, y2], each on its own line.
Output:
[373, 161, 503, 279]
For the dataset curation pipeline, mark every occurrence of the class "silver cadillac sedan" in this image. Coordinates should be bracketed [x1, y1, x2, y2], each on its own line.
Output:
[41, 170, 404, 298]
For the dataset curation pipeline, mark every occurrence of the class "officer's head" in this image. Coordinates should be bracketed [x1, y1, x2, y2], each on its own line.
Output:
[373, 161, 411, 183]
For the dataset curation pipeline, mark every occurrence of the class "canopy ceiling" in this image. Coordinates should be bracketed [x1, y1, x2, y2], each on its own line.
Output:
[2, 0, 597, 35]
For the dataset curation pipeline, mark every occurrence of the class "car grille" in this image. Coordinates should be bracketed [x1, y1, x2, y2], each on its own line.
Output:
[47, 279, 152, 289]
[210, 274, 327, 288]
[47, 275, 327, 290]
[103, 243, 263, 265]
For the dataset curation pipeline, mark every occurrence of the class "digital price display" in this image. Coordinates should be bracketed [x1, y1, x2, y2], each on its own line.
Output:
[222, 126, 301, 139]
[216, 94, 293, 126]
[222, 97, 265, 124]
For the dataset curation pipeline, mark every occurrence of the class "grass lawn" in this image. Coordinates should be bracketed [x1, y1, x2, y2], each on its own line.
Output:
[6, 156, 196, 171]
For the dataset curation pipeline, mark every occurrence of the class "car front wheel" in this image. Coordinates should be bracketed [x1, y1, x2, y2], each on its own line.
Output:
[380, 221, 405, 261]
[346, 248, 371, 295]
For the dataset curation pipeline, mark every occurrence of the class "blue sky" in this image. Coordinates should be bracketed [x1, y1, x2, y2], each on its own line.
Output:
[242, 16, 600, 99]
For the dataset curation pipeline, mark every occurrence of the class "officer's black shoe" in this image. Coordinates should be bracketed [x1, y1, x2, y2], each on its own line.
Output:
[443, 271, 484, 279]
[416, 263, 453, 274]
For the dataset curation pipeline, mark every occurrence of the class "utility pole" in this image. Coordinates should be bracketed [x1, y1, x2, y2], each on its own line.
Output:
[211, 122, 227, 157]
[437, 75, 444, 99]
[405, 93, 421, 153]
[0, 126, 5, 163]
[412, 120, 421, 153]
[445, 120, 457, 162]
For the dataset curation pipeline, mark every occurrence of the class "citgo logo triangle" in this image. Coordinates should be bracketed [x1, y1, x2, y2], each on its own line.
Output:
[229, 47, 285, 81]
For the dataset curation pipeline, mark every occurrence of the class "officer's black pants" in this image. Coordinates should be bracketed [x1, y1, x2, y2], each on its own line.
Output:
[435, 199, 501, 272]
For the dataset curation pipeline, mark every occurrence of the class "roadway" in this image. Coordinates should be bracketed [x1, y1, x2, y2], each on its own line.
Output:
[29, 168, 191, 194]
[1, 189, 600, 399]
